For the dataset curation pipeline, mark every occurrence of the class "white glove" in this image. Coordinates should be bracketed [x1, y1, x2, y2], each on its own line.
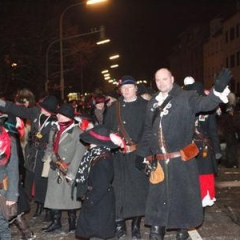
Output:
[213, 86, 230, 103]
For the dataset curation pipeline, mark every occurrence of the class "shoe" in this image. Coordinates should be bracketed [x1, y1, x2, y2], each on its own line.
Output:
[131, 217, 142, 239]
[176, 229, 189, 240]
[42, 210, 62, 233]
[116, 219, 127, 239]
[149, 226, 165, 240]
[33, 203, 43, 218]
[43, 209, 52, 222]
[14, 215, 36, 240]
[68, 210, 77, 233]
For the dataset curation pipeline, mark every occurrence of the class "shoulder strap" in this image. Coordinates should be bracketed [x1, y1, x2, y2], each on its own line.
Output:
[116, 101, 134, 145]
[152, 95, 172, 125]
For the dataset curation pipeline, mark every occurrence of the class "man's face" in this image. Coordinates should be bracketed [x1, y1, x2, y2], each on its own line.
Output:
[155, 69, 174, 94]
[120, 84, 137, 101]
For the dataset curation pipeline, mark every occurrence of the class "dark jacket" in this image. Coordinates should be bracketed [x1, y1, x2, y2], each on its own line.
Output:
[104, 96, 149, 219]
[137, 84, 222, 229]
[194, 111, 221, 174]
[76, 148, 115, 239]
[0, 101, 57, 204]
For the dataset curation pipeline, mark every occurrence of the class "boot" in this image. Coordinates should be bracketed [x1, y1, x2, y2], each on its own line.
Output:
[131, 216, 142, 239]
[33, 202, 43, 218]
[43, 209, 53, 222]
[68, 209, 77, 233]
[115, 219, 127, 239]
[149, 226, 165, 240]
[14, 214, 36, 240]
[42, 210, 62, 232]
[176, 229, 189, 240]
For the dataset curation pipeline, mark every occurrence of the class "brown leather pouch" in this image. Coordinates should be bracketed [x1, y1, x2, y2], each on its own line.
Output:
[180, 143, 199, 161]
[149, 161, 164, 184]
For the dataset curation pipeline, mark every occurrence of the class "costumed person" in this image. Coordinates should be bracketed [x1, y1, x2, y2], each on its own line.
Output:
[0, 95, 59, 222]
[42, 103, 85, 233]
[104, 75, 149, 240]
[183, 78, 222, 208]
[0, 123, 18, 239]
[0, 108, 35, 239]
[136, 68, 232, 240]
[90, 94, 109, 125]
[75, 125, 122, 240]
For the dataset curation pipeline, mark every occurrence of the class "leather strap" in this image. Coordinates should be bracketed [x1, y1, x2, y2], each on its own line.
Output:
[146, 151, 181, 162]
[116, 101, 134, 145]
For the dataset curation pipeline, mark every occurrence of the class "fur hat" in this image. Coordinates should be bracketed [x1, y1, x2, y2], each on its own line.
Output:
[80, 125, 119, 149]
[37, 95, 58, 113]
[119, 75, 136, 86]
[57, 103, 75, 119]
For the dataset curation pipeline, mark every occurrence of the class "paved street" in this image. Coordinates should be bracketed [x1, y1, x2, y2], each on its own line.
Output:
[10, 166, 240, 240]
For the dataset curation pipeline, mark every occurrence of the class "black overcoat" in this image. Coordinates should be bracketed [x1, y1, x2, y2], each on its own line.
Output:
[137, 84, 222, 229]
[104, 96, 149, 219]
[194, 111, 221, 174]
[76, 150, 115, 239]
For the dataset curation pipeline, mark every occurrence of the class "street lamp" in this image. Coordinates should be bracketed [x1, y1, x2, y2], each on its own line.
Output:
[59, 0, 108, 100]
[46, 29, 102, 93]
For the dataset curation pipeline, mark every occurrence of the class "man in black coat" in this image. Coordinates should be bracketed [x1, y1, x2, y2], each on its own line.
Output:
[137, 68, 232, 240]
[104, 75, 149, 239]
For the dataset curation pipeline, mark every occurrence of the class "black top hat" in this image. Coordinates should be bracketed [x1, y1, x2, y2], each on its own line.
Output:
[37, 95, 58, 113]
[119, 75, 136, 86]
[80, 125, 119, 149]
[57, 103, 75, 119]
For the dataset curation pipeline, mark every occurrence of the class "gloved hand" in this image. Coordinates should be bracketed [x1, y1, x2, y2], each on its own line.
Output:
[50, 160, 57, 170]
[135, 156, 146, 170]
[214, 68, 232, 92]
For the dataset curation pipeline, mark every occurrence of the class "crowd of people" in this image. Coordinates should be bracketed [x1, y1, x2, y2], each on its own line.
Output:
[0, 67, 235, 240]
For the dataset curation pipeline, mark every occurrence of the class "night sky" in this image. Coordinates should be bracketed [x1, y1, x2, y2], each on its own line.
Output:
[85, 0, 236, 81]
[0, 0, 237, 95]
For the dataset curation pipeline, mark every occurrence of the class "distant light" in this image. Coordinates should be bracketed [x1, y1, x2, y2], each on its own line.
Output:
[101, 70, 109, 74]
[110, 64, 119, 68]
[109, 54, 120, 60]
[108, 79, 113, 83]
[104, 76, 111, 80]
[104, 73, 110, 77]
[96, 39, 110, 45]
[11, 63, 17, 67]
[87, 0, 108, 5]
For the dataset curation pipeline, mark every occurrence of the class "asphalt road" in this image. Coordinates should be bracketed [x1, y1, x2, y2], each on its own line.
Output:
[10, 166, 240, 240]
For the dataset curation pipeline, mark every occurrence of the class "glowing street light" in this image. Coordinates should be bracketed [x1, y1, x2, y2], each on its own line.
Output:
[96, 38, 111, 45]
[59, 0, 108, 100]
[109, 54, 120, 60]
[110, 64, 119, 68]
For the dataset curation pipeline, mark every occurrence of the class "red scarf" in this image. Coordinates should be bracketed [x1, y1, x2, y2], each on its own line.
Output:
[53, 120, 73, 153]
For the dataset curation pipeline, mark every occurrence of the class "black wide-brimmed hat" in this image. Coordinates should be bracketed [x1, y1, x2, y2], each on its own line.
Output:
[80, 125, 119, 149]
[37, 95, 58, 113]
[57, 103, 75, 119]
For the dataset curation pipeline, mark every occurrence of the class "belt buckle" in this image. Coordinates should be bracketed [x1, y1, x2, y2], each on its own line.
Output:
[126, 145, 131, 153]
